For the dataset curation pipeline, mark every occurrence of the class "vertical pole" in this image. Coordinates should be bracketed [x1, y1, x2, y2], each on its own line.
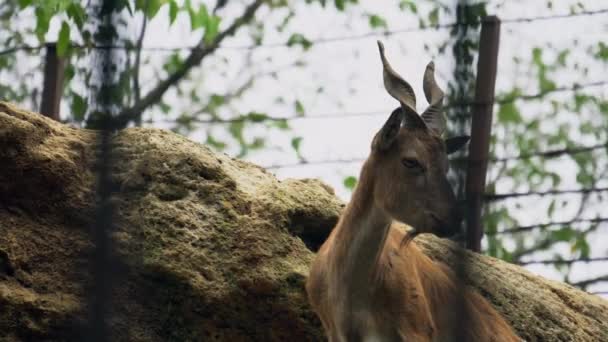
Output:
[40, 43, 66, 121]
[465, 16, 501, 252]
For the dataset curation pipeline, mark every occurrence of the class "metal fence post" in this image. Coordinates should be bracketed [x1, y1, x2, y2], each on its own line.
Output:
[40, 43, 66, 121]
[465, 16, 501, 252]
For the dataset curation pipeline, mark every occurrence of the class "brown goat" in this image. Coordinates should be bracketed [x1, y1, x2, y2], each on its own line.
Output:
[306, 41, 520, 341]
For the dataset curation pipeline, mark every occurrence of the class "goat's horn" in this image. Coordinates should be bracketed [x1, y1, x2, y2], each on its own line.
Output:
[421, 61, 447, 135]
[377, 41, 426, 130]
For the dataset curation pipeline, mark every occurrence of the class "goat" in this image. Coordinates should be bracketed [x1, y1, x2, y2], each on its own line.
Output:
[306, 41, 519, 342]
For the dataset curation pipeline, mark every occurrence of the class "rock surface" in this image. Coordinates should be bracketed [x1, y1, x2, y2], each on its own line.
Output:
[1, 102, 607, 341]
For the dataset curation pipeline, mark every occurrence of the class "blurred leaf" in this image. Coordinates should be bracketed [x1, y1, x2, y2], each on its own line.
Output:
[57, 21, 70, 56]
[18, 0, 33, 8]
[367, 14, 387, 29]
[246, 111, 269, 122]
[399, 0, 417, 13]
[291, 136, 303, 157]
[294, 99, 305, 116]
[594, 42, 608, 61]
[204, 15, 221, 44]
[428, 7, 439, 26]
[206, 134, 227, 150]
[287, 33, 312, 50]
[497, 102, 521, 124]
[556, 49, 569, 66]
[334, 0, 345, 11]
[572, 235, 590, 258]
[169, 0, 178, 24]
[547, 200, 556, 217]
[137, 0, 167, 19]
[35, 7, 51, 42]
[551, 227, 575, 242]
[66, 3, 86, 29]
[189, 3, 209, 30]
[343, 176, 357, 190]
[71, 93, 87, 122]
[270, 119, 290, 130]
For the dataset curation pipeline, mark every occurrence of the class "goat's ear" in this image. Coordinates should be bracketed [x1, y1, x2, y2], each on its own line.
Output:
[445, 136, 470, 154]
[372, 107, 403, 151]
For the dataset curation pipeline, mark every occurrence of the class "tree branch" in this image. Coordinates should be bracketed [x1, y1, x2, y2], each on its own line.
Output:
[114, 0, 265, 128]
[133, 1, 149, 104]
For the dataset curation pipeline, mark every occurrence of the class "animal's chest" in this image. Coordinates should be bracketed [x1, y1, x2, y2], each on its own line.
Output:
[329, 291, 400, 342]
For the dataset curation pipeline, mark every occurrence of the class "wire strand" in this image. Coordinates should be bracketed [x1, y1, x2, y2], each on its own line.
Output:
[1, 8, 607, 55]
[262, 141, 607, 170]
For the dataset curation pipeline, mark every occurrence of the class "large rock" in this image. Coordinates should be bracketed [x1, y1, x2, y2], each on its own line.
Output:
[1, 102, 607, 341]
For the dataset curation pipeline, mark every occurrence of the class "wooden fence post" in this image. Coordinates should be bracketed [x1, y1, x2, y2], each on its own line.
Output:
[40, 43, 66, 121]
[465, 16, 501, 252]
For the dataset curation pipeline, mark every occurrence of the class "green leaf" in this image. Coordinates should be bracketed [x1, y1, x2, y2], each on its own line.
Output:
[343, 176, 357, 190]
[18, 0, 33, 9]
[399, 0, 417, 13]
[428, 7, 439, 26]
[204, 15, 221, 44]
[594, 42, 608, 61]
[367, 14, 387, 29]
[71, 93, 87, 122]
[294, 100, 305, 116]
[497, 102, 522, 124]
[206, 134, 227, 150]
[334, 0, 345, 11]
[57, 21, 70, 57]
[556, 49, 569, 66]
[35, 7, 51, 42]
[270, 119, 290, 130]
[137, 0, 166, 18]
[291, 136, 303, 156]
[287, 33, 312, 50]
[547, 200, 556, 216]
[550, 227, 575, 242]
[66, 3, 87, 29]
[246, 112, 269, 122]
[189, 3, 209, 30]
[148, 0, 166, 19]
[572, 235, 590, 258]
[169, 0, 178, 24]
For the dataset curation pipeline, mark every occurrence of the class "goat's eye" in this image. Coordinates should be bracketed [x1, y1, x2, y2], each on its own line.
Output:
[402, 158, 423, 170]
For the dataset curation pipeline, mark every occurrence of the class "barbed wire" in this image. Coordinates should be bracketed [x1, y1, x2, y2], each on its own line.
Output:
[518, 256, 608, 266]
[158, 80, 607, 127]
[484, 187, 608, 201]
[263, 141, 607, 169]
[572, 274, 608, 288]
[493, 217, 608, 235]
[1, 8, 607, 56]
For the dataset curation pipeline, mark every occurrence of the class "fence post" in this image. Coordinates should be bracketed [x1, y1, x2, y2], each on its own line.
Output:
[465, 16, 501, 252]
[40, 43, 66, 121]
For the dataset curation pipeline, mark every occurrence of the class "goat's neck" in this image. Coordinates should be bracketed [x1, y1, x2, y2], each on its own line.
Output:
[331, 165, 392, 297]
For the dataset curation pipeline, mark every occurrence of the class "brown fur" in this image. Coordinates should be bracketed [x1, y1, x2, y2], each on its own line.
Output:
[306, 126, 520, 341]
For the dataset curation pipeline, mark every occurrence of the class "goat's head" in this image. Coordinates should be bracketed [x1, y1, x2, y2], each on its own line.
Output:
[367, 41, 469, 241]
